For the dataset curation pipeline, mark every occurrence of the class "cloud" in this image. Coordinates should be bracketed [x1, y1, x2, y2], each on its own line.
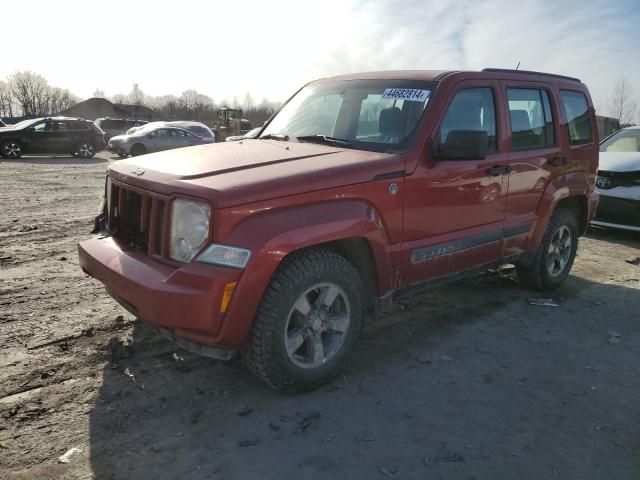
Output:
[311, 0, 640, 113]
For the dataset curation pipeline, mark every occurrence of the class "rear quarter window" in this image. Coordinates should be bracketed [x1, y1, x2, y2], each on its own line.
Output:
[560, 91, 592, 145]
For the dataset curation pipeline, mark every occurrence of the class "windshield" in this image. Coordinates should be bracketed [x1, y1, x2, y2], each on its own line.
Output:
[12, 119, 41, 129]
[132, 124, 161, 136]
[260, 79, 434, 152]
[600, 128, 640, 153]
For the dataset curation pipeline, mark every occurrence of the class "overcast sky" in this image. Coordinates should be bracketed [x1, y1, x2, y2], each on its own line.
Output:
[2, 0, 639, 113]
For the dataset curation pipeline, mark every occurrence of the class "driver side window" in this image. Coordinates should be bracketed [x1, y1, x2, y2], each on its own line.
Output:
[439, 87, 497, 152]
[32, 121, 50, 133]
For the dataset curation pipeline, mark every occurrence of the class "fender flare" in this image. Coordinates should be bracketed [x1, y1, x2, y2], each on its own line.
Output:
[212, 199, 393, 347]
[531, 171, 590, 245]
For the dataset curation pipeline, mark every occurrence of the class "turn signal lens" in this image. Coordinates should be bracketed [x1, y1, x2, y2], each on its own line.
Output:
[220, 282, 237, 313]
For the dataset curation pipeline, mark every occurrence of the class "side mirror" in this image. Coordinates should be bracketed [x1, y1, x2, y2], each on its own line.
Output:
[437, 130, 488, 160]
[27, 127, 35, 133]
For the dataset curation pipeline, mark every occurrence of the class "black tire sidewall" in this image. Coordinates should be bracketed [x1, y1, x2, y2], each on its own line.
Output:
[1, 140, 22, 159]
[131, 144, 146, 156]
[250, 250, 366, 390]
[78, 143, 95, 159]
[536, 208, 578, 290]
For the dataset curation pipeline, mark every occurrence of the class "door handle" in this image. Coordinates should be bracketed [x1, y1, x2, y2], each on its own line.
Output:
[485, 165, 511, 176]
[547, 157, 567, 167]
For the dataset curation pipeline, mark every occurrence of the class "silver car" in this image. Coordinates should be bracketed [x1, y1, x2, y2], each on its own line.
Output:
[108, 124, 214, 157]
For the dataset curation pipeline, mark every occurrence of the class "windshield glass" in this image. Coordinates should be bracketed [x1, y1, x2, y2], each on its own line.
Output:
[12, 119, 40, 129]
[260, 79, 434, 152]
[600, 128, 640, 152]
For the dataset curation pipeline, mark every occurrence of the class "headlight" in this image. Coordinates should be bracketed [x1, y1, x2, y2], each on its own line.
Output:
[170, 199, 211, 262]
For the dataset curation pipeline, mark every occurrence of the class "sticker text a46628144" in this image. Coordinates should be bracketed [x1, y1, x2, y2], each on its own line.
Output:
[381, 88, 430, 102]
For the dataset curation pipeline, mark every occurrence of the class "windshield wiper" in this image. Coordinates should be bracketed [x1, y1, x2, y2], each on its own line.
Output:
[260, 133, 289, 141]
[295, 135, 353, 147]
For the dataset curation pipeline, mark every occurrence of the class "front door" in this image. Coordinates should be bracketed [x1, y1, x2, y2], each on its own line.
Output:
[399, 84, 510, 286]
[25, 120, 57, 153]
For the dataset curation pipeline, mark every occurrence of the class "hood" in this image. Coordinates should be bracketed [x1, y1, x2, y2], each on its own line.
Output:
[110, 134, 127, 142]
[108, 139, 404, 208]
[599, 151, 640, 173]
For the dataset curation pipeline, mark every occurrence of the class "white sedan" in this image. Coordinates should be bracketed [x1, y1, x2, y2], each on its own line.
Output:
[592, 126, 640, 231]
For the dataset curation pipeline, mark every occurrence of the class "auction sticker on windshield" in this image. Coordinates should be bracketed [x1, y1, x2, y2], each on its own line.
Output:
[381, 88, 429, 102]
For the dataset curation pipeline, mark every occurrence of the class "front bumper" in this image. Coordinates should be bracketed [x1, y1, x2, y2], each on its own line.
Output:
[78, 235, 242, 349]
[107, 142, 125, 154]
[592, 187, 640, 231]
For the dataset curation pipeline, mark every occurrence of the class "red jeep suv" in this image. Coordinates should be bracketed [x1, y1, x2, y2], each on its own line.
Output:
[79, 69, 599, 392]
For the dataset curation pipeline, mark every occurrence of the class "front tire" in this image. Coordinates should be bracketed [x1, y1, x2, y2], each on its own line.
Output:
[516, 207, 578, 291]
[243, 249, 366, 393]
[1, 140, 23, 159]
[130, 144, 146, 156]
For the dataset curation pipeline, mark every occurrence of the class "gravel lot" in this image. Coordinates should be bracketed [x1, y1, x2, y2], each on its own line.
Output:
[1, 153, 639, 480]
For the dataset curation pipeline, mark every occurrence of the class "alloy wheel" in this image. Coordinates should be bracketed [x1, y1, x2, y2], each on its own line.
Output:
[79, 143, 95, 158]
[284, 282, 351, 369]
[546, 225, 572, 277]
[3, 142, 21, 158]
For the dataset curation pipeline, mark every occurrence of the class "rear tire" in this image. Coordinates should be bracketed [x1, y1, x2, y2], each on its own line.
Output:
[1, 140, 22, 159]
[516, 207, 578, 291]
[77, 143, 95, 159]
[131, 144, 146, 156]
[243, 249, 366, 393]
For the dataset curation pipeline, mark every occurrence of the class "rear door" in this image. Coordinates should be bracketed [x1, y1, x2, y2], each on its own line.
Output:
[401, 82, 510, 285]
[55, 121, 82, 152]
[501, 82, 560, 255]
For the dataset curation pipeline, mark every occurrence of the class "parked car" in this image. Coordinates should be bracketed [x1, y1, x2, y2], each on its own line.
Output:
[167, 121, 215, 142]
[95, 118, 148, 141]
[591, 126, 640, 231]
[226, 126, 261, 142]
[107, 123, 214, 157]
[79, 69, 598, 392]
[0, 117, 106, 159]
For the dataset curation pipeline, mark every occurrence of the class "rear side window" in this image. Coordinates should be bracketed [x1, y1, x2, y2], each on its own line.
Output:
[560, 91, 592, 144]
[57, 121, 89, 131]
[507, 88, 555, 150]
[439, 87, 497, 152]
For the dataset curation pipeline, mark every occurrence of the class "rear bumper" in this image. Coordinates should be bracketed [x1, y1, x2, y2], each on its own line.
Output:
[78, 236, 242, 349]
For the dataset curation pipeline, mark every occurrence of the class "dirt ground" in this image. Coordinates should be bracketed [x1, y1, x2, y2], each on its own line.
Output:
[1, 153, 639, 480]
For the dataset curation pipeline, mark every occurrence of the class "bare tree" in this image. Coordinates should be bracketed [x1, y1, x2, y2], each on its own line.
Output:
[243, 92, 254, 111]
[607, 77, 638, 126]
[4, 71, 78, 117]
[49, 88, 79, 113]
[0, 81, 13, 117]
[128, 83, 145, 106]
[111, 93, 127, 104]
[93, 88, 105, 98]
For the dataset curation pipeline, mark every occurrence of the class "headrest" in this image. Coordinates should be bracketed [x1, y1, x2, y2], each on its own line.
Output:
[379, 107, 403, 134]
[510, 110, 531, 132]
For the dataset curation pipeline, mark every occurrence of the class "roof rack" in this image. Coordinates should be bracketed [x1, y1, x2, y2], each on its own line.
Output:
[482, 68, 581, 83]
